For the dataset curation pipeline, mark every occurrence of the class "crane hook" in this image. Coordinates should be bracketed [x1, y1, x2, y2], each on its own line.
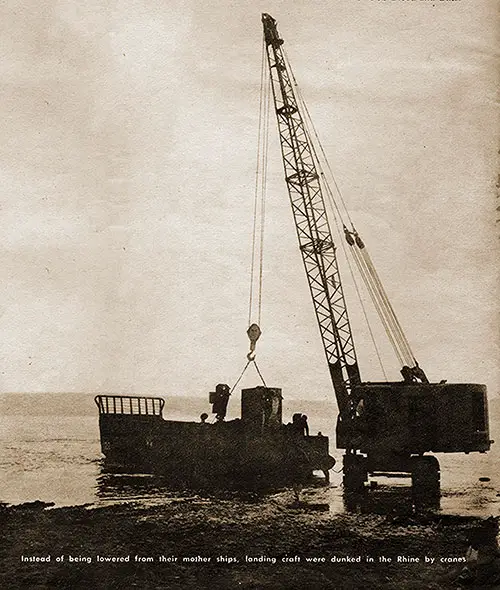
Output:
[247, 323, 262, 360]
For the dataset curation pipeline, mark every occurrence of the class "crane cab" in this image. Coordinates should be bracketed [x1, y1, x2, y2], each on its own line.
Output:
[338, 381, 490, 472]
[337, 382, 490, 504]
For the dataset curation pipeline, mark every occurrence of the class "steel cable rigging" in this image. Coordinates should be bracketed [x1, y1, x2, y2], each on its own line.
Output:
[283, 49, 424, 380]
[240, 29, 426, 388]
[230, 39, 271, 393]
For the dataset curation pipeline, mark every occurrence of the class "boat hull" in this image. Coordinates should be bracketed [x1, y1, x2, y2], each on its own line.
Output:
[96, 393, 334, 486]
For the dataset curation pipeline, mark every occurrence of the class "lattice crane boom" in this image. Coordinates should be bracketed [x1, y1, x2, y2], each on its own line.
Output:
[262, 13, 361, 414]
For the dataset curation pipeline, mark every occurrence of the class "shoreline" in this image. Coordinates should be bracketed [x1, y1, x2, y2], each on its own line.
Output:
[1, 486, 489, 590]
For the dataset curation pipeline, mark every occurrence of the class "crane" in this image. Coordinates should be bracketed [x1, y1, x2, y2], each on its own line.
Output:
[261, 13, 491, 504]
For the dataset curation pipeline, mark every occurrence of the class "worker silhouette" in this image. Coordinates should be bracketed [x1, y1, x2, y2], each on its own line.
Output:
[211, 384, 231, 422]
[291, 413, 309, 436]
[401, 362, 429, 384]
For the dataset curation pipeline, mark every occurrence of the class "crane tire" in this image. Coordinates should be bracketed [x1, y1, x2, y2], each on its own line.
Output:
[411, 455, 440, 509]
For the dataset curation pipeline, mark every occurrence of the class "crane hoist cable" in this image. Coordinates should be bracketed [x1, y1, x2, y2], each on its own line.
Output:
[248, 37, 269, 331]
[285, 51, 355, 229]
[285, 53, 388, 379]
[349, 243, 406, 367]
[298, 104, 416, 370]
[346, 231, 416, 368]
[235, 38, 271, 388]
[246, 38, 271, 366]
[315, 165, 391, 378]
[357, 244, 415, 365]
[284, 49, 424, 378]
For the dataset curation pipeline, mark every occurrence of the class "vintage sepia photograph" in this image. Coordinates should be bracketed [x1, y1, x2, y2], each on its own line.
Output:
[1, 1, 498, 588]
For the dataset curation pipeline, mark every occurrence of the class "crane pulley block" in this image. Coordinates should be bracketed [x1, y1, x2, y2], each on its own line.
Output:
[247, 323, 262, 361]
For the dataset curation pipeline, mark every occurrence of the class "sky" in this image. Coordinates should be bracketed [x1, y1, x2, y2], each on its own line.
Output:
[0, 0, 498, 405]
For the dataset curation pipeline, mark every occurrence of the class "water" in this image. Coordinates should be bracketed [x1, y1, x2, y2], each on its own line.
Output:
[0, 392, 498, 515]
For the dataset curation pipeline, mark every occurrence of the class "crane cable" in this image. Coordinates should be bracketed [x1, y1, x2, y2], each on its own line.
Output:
[285, 50, 419, 375]
[350, 246, 406, 367]
[358, 246, 415, 366]
[229, 358, 267, 395]
[258, 57, 270, 326]
[284, 52, 387, 378]
[237, 38, 271, 387]
[313, 118, 415, 368]
[248, 38, 269, 329]
[284, 51, 354, 229]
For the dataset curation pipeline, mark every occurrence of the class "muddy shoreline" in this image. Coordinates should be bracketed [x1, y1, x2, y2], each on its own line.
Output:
[1, 484, 490, 590]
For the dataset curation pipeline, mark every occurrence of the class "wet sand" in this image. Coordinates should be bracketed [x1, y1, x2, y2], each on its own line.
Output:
[0, 485, 491, 590]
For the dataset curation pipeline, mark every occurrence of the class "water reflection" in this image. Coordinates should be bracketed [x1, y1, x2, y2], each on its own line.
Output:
[95, 468, 440, 517]
[95, 463, 293, 507]
[95, 471, 301, 510]
[95, 460, 499, 519]
[342, 482, 440, 515]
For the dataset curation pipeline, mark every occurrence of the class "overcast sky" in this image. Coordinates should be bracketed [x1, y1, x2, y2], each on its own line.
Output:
[0, 0, 497, 404]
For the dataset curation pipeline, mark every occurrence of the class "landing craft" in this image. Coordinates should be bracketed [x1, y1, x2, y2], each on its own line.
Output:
[96, 387, 334, 485]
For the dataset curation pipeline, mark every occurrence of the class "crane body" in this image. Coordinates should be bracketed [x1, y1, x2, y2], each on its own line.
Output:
[262, 13, 491, 502]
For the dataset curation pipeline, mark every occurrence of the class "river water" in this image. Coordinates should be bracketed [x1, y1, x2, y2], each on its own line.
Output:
[0, 392, 498, 515]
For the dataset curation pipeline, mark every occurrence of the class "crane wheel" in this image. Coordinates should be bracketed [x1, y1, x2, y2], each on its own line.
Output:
[343, 454, 368, 494]
[410, 455, 440, 509]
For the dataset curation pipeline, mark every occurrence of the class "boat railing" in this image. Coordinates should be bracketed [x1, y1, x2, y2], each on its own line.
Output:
[95, 395, 165, 417]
